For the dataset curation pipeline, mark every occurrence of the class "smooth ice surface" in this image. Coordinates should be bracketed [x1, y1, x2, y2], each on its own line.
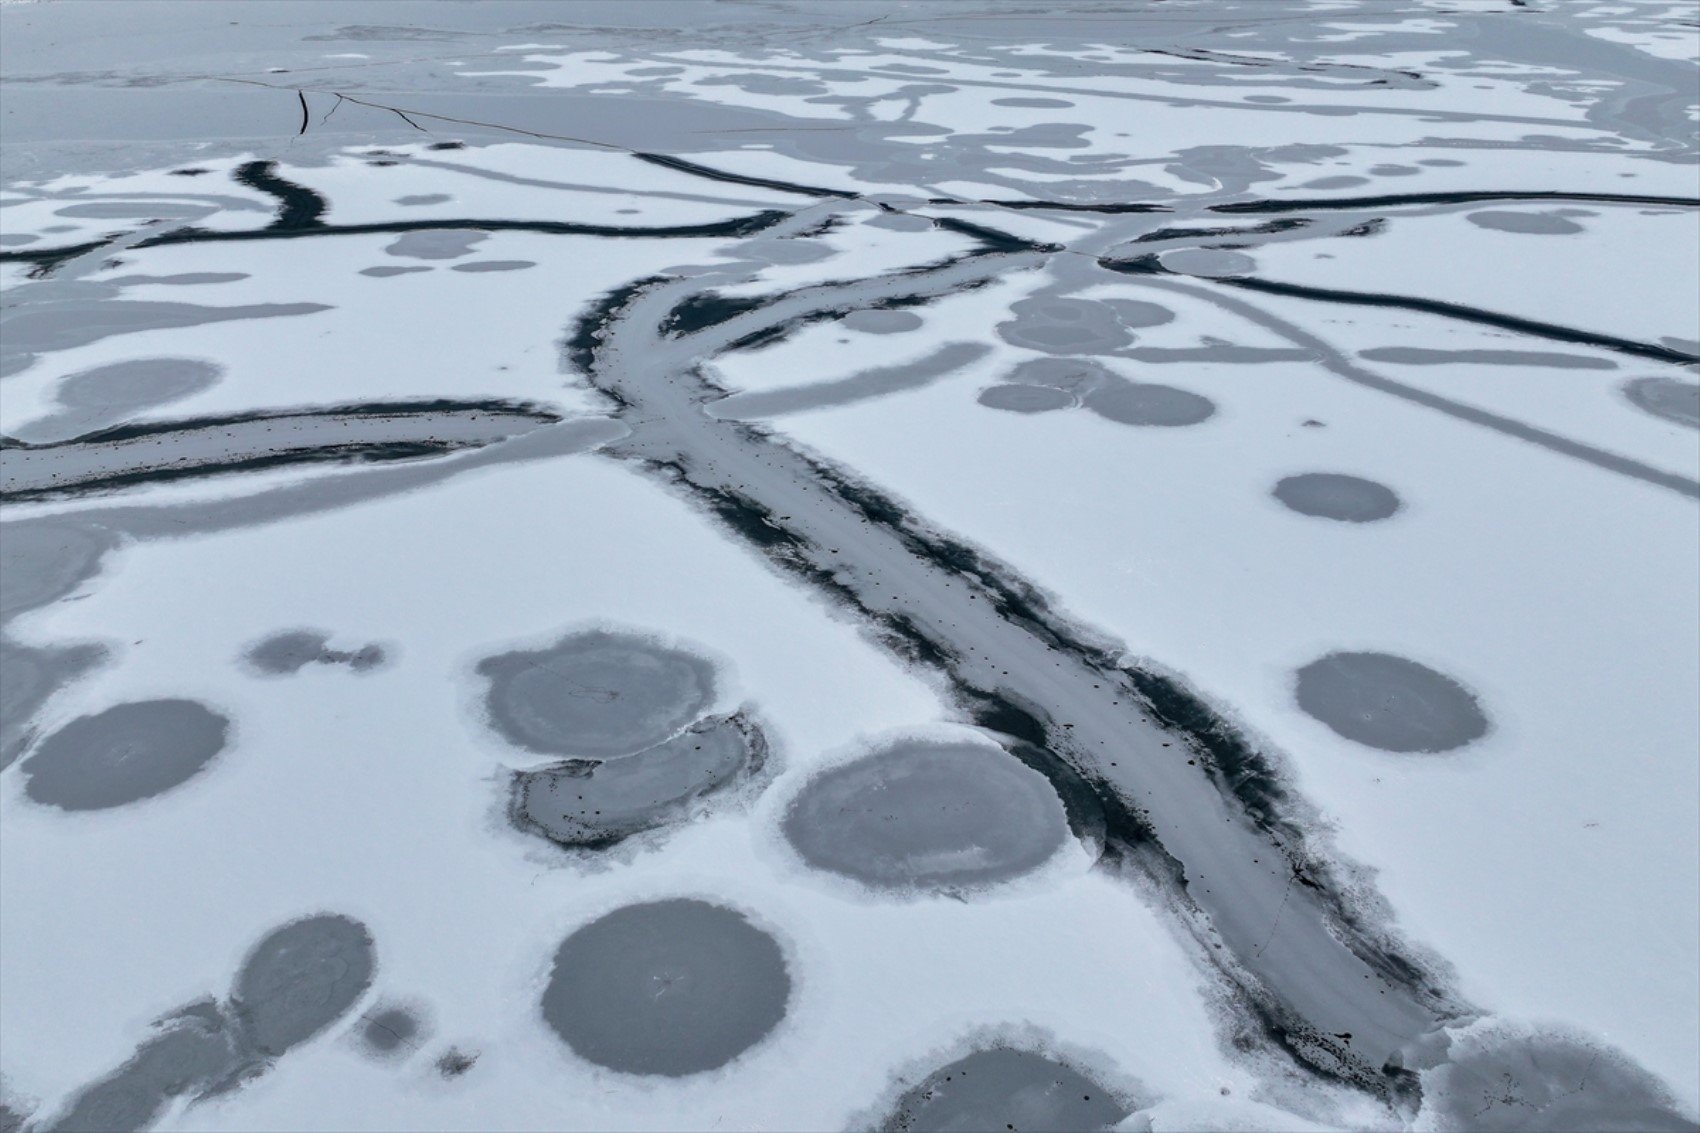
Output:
[359, 1007, 421, 1056]
[782, 740, 1069, 891]
[231, 914, 376, 1058]
[243, 630, 384, 675]
[478, 630, 716, 758]
[843, 309, 923, 335]
[1421, 1026, 1698, 1132]
[0, 638, 103, 770]
[44, 1016, 236, 1133]
[1272, 473, 1402, 523]
[1625, 377, 1700, 429]
[11, 358, 222, 444]
[511, 714, 755, 847]
[1465, 210, 1585, 236]
[540, 899, 789, 1076]
[978, 384, 1074, 414]
[1295, 652, 1488, 754]
[881, 1047, 1130, 1133]
[1082, 380, 1216, 428]
[0, 519, 113, 618]
[20, 699, 229, 810]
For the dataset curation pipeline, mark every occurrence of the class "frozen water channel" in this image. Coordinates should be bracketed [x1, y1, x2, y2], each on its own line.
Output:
[2, 1, 1697, 1131]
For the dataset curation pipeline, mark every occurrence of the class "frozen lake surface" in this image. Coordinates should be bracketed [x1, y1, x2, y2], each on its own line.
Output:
[1, 1, 1697, 1130]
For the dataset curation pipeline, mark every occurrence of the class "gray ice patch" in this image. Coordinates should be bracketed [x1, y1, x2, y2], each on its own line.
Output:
[865, 212, 934, 232]
[13, 358, 221, 444]
[243, 630, 384, 676]
[0, 638, 105, 770]
[989, 97, 1076, 108]
[232, 914, 376, 1058]
[1359, 347, 1615, 370]
[1370, 164, 1421, 176]
[0, 300, 328, 370]
[1465, 210, 1584, 235]
[541, 899, 789, 1076]
[1420, 1029, 1697, 1132]
[394, 194, 451, 206]
[1104, 299, 1176, 329]
[20, 698, 230, 810]
[1623, 376, 1700, 428]
[382, 230, 487, 259]
[102, 273, 249, 287]
[842, 309, 923, 335]
[0, 234, 41, 246]
[0, 519, 115, 621]
[1159, 248, 1256, 277]
[511, 714, 758, 848]
[880, 1047, 1132, 1133]
[44, 1014, 237, 1133]
[52, 201, 210, 220]
[996, 298, 1132, 355]
[1299, 175, 1370, 189]
[359, 265, 431, 278]
[1083, 378, 1216, 427]
[1272, 473, 1402, 522]
[449, 260, 534, 273]
[782, 740, 1069, 892]
[477, 630, 716, 758]
[977, 384, 1074, 413]
[1295, 652, 1488, 753]
[1005, 357, 1115, 394]
[709, 342, 988, 420]
[359, 1006, 423, 1058]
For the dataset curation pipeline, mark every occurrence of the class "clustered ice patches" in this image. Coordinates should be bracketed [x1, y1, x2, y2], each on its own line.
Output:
[473, 628, 1103, 1087]
[42, 914, 376, 1133]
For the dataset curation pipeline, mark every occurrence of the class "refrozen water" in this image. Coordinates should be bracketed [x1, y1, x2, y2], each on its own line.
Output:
[1272, 473, 1402, 523]
[880, 1047, 1131, 1133]
[1624, 377, 1700, 429]
[1465, 211, 1585, 236]
[1421, 1029, 1699, 1132]
[0, 519, 114, 620]
[1082, 379, 1216, 428]
[11, 358, 222, 444]
[0, 638, 104, 770]
[782, 740, 1069, 892]
[1295, 652, 1489, 753]
[44, 1014, 237, 1133]
[232, 914, 376, 1058]
[359, 1007, 422, 1057]
[541, 898, 789, 1076]
[511, 714, 758, 848]
[244, 630, 384, 676]
[478, 630, 717, 758]
[20, 699, 230, 810]
[978, 384, 1075, 414]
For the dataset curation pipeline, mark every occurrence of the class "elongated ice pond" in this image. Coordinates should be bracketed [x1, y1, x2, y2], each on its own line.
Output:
[2, 2, 1697, 1131]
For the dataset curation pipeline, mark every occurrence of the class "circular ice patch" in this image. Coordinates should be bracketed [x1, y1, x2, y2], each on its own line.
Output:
[360, 1007, 422, 1057]
[0, 520, 113, 619]
[782, 740, 1069, 891]
[1465, 210, 1583, 235]
[233, 914, 376, 1058]
[1623, 376, 1699, 429]
[1422, 1029, 1695, 1132]
[1083, 379, 1215, 426]
[1160, 248, 1256, 277]
[477, 631, 716, 758]
[843, 309, 923, 334]
[1295, 652, 1488, 753]
[1006, 356, 1115, 393]
[1272, 473, 1401, 522]
[21, 699, 229, 810]
[55, 357, 220, 412]
[977, 384, 1074, 413]
[996, 298, 1132, 355]
[512, 716, 755, 847]
[882, 1048, 1131, 1133]
[542, 899, 789, 1076]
